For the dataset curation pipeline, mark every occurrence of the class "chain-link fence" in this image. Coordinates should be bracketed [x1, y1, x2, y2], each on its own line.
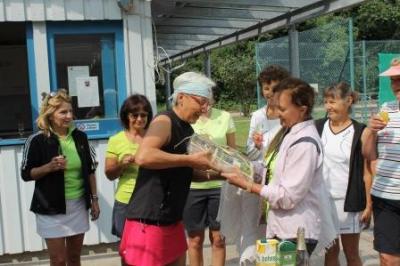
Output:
[255, 18, 400, 123]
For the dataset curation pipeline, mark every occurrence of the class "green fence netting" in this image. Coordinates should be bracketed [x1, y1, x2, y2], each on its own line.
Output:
[255, 18, 400, 122]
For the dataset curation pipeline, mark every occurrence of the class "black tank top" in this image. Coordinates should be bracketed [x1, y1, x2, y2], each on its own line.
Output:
[126, 110, 194, 224]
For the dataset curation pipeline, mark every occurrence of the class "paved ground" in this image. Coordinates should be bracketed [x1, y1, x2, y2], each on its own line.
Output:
[0, 228, 379, 266]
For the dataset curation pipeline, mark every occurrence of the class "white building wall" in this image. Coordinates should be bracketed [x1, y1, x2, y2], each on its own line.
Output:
[123, 0, 157, 112]
[32, 22, 51, 109]
[0, 0, 122, 21]
[0, 0, 156, 255]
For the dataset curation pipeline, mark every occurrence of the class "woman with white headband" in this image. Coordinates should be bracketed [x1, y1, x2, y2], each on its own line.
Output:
[119, 72, 217, 266]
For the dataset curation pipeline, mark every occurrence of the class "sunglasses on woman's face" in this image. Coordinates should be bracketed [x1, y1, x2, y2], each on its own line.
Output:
[185, 94, 210, 107]
[131, 112, 148, 119]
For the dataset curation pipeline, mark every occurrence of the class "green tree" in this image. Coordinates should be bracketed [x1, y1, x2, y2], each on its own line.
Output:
[354, 0, 400, 40]
[211, 41, 257, 116]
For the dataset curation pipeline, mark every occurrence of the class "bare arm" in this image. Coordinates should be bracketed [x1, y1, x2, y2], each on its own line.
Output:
[362, 128, 378, 161]
[30, 155, 66, 180]
[192, 169, 225, 182]
[360, 129, 374, 226]
[89, 173, 97, 197]
[246, 114, 264, 160]
[221, 171, 263, 194]
[362, 115, 387, 160]
[361, 159, 373, 225]
[135, 115, 212, 170]
[88, 173, 100, 220]
[104, 154, 135, 181]
[226, 132, 236, 149]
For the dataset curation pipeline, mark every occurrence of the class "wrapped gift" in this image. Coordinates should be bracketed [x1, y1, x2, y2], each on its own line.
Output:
[256, 239, 296, 266]
[278, 241, 296, 266]
[256, 239, 279, 266]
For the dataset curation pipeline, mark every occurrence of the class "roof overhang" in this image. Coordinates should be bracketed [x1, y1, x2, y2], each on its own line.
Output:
[152, 0, 366, 64]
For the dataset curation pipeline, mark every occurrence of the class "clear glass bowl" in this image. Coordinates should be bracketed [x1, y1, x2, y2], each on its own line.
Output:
[187, 134, 254, 180]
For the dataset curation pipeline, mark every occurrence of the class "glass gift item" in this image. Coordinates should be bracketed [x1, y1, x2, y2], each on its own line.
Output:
[187, 133, 254, 180]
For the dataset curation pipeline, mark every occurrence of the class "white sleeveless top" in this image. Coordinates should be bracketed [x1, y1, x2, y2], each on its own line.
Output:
[321, 120, 354, 199]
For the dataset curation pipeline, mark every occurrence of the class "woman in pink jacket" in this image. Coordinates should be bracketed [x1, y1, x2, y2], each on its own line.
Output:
[223, 77, 336, 255]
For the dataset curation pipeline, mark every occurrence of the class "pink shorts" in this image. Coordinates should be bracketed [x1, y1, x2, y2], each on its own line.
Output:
[119, 219, 187, 266]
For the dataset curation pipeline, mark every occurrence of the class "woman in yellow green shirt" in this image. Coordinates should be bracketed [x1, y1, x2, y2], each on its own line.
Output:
[183, 93, 236, 266]
[105, 94, 153, 237]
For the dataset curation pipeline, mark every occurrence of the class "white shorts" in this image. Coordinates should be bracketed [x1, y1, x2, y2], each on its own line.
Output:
[334, 198, 362, 234]
[36, 197, 89, 239]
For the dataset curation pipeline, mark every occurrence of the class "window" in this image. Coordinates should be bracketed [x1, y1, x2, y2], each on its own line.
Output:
[47, 21, 126, 138]
[54, 34, 117, 119]
[0, 23, 32, 139]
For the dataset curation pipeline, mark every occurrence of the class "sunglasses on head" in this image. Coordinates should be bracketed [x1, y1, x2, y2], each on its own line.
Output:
[41, 91, 57, 102]
[131, 112, 148, 119]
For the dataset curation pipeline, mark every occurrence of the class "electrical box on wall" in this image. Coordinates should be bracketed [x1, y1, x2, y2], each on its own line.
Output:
[117, 0, 135, 14]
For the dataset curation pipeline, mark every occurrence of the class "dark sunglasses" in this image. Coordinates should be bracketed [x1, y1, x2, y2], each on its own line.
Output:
[131, 112, 148, 119]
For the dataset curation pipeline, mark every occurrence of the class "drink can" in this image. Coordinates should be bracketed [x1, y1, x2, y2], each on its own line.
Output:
[256, 239, 279, 266]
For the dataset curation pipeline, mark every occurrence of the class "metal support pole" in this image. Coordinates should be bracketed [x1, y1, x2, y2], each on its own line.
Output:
[349, 18, 355, 90]
[289, 24, 300, 78]
[204, 51, 211, 77]
[362, 40, 367, 121]
[165, 67, 171, 109]
[255, 44, 262, 108]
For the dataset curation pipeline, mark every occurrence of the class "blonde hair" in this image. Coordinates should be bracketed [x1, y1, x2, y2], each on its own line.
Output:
[36, 89, 72, 136]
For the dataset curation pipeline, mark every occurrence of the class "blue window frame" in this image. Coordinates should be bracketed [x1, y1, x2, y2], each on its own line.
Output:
[0, 23, 32, 146]
[47, 21, 125, 139]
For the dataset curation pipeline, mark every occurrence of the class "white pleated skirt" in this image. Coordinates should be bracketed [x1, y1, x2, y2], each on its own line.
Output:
[36, 197, 89, 239]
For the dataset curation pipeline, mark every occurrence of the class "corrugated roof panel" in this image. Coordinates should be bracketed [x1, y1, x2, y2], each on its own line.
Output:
[152, 0, 367, 62]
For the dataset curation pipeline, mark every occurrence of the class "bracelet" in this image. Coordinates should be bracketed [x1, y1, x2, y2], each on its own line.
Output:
[91, 194, 99, 201]
[206, 170, 211, 179]
[246, 181, 253, 193]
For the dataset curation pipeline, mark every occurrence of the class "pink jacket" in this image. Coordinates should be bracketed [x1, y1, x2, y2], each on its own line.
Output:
[260, 120, 323, 240]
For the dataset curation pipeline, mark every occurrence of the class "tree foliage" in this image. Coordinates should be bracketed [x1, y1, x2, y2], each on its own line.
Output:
[156, 0, 399, 113]
[354, 0, 400, 40]
[211, 41, 257, 116]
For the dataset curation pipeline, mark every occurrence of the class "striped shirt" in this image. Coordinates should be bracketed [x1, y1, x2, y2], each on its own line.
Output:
[372, 101, 400, 200]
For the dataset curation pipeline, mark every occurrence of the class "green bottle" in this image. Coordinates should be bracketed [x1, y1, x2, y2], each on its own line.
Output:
[296, 227, 310, 266]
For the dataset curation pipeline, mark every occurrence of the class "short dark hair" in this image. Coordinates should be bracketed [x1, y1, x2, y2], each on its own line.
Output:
[258, 65, 290, 86]
[324, 82, 359, 103]
[273, 77, 315, 119]
[120, 94, 153, 129]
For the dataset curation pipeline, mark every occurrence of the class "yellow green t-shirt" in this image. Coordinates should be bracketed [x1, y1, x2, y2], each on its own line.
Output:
[59, 131, 84, 200]
[106, 131, 139, 204]
[191, 108, 236, 189]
